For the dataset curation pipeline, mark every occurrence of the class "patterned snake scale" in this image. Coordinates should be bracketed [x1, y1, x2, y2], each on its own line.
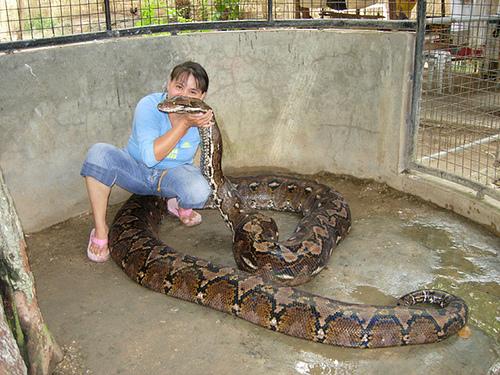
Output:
[109, 96, 468, 348]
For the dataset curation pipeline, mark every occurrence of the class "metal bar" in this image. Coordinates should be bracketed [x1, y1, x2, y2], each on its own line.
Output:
[411, 162, 500, 201]
[0, 31, 112, 50]
[3, 0, 13, 39]
[35, 0, 44, 38]
[0, 18, 417, 52]
[267, 0, 273, 22]
[425, 15, 500, 24]
[103, 0, 112, 31]
[77, 0, 83, 33]
[404, 0, 426, 171]
[68, 0, 74, 34]
[418, 134, 500, 164]
[26, 0, 34, 39]
[48, 0, 55, 36]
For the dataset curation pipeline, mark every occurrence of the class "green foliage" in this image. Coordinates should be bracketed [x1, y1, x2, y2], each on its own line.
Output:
[137, 0, 161, 25]
[1, 292, 28, 363]
[135, 0, 192, 26]
[24, 16, 56, 32]
[213, 0, 240, 20]
[199, 0, 210, 21]
[134, 0, 241, 26]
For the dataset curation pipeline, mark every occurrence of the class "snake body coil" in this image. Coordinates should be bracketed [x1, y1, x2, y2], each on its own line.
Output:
[109, 96, 468, 348]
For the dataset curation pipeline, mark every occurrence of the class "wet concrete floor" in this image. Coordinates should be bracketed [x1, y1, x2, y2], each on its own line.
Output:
[25, 173, 499, 375]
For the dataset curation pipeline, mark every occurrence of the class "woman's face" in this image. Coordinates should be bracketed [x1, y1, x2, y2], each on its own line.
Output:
[167, 73, 206, 100]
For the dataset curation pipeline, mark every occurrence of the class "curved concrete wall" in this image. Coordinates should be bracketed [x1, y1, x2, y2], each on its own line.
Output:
[0, 29, 498, 234]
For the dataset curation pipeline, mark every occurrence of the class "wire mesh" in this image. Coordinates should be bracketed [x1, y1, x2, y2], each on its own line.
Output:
[0, 0, 270, 42]
[0, 0, 107, 41]
[417, 0, 500, 190]
[0, 0, 421, 42]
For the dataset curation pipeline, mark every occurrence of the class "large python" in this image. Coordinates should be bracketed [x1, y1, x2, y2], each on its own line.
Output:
[108, 96, 468, 348]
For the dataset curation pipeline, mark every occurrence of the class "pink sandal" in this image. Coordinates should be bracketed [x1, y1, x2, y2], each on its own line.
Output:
[167, 198, 202, 227]
[87, 228, 110, 263]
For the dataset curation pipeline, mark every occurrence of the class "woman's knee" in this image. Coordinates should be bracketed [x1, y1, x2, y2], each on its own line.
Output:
[81, 143, 125, 186]
[177, 176, 212, 208]
[84, 143, 118, 168]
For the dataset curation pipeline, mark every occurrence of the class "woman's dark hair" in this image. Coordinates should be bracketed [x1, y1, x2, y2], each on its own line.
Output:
[170, 61, 209, 93]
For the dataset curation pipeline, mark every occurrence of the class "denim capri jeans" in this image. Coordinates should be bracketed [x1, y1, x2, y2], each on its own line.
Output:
[80, 143, 211, 209]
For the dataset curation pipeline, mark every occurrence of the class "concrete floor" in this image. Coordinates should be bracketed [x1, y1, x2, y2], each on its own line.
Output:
[25, 173, 499, 375]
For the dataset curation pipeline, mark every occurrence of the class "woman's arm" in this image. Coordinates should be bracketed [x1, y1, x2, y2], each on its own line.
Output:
[152, 110, 213, 162]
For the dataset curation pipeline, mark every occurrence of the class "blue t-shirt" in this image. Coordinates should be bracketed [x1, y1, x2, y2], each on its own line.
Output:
[127, 92, 200, 169]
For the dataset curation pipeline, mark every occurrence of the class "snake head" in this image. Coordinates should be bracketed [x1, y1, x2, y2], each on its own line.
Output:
[158, 95, 211, 114]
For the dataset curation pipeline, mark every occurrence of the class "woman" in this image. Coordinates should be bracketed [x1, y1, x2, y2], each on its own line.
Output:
[80, 61, 213, 262]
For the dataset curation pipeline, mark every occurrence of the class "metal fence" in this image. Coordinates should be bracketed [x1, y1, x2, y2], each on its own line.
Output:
[414, 0, 500, 198]
[0, 0, 499, 198]
[0, 0, 419, 47]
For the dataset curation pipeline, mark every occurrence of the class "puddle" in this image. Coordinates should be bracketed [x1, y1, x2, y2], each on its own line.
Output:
[294, 351, 358, 375]
[402, 219, 500, 341]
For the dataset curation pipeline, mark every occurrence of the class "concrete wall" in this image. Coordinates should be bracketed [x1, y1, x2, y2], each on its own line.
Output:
[0, 29, 498, 234]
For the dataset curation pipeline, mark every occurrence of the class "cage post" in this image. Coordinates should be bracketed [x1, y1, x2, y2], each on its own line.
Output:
[268, 0, 274, 22]
[405, 0, 427, 171]
[104, 0, 112, 31]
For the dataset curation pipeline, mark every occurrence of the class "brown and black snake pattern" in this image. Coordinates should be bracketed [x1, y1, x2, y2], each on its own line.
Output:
[108, 96, 468, 348]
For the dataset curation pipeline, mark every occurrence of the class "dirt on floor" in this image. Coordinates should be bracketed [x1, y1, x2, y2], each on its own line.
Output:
[25, 172, 500, 375]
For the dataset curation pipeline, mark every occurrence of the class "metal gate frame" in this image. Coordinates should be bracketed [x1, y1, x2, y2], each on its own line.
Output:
[406, 0, 500, 201]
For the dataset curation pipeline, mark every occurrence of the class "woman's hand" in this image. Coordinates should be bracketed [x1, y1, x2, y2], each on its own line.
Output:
[169, 110, 214, 130]
[154, 110, 213, 162]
